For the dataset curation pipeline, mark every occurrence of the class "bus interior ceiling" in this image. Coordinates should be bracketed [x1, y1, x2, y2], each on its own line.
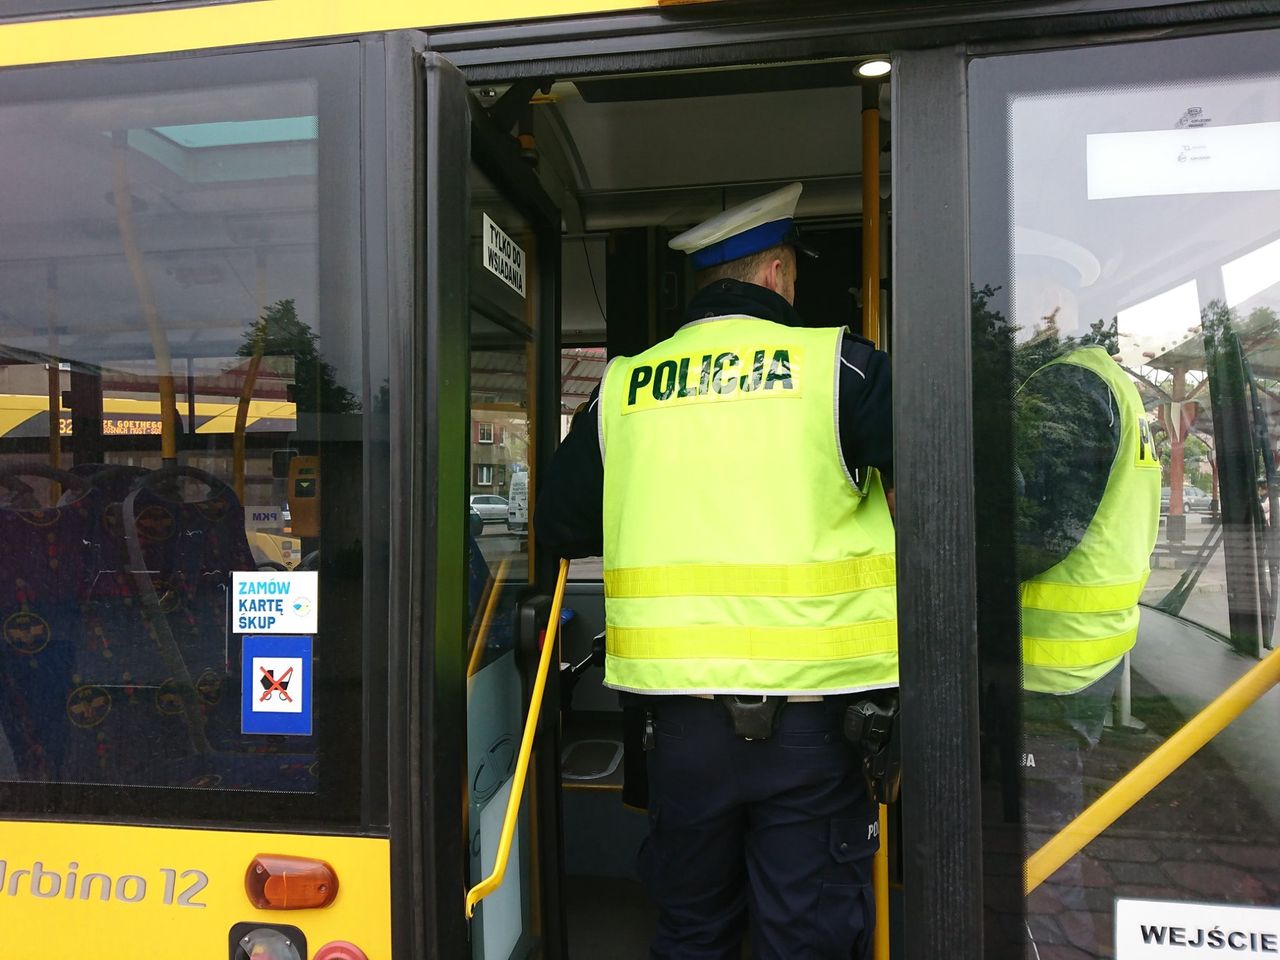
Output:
[486, 58, 889, 350]
[474, 58, 891, 955]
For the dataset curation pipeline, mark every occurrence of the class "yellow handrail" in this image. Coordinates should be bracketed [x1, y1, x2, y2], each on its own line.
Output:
[873, 803, 890, 960]
[468, 557, 512, 679]
[1025, 646, 1280, 894]
[465, 557, 570, 918]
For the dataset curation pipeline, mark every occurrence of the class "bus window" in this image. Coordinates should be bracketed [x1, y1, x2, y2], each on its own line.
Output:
[970, 29, 1280, 956]
[0, 44, 368, 822]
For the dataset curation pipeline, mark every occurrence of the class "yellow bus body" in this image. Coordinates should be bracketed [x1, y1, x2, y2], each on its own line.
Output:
[0, 819, 390, 957]
[0, 0, 679, 68]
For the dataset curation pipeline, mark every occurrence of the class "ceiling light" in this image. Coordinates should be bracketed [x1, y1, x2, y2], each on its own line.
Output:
[857, 60, 891, 79]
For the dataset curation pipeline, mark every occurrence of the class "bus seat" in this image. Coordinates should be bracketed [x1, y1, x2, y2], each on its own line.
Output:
[0, 467, 99, 783]
[67, 466, 310, 790]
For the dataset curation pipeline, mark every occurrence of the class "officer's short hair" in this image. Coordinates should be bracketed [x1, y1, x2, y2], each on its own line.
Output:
[694, 243, 793, 291]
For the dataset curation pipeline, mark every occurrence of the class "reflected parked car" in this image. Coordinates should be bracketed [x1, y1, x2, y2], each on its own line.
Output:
[470, 493, 509, 524]
[1160, 485, 1212, 512]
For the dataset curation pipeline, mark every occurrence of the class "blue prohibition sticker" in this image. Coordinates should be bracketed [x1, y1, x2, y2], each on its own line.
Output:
[241, 634, 313, 736]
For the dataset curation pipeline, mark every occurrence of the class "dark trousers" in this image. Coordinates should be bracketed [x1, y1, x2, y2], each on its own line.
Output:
[635, 695, 878, 960]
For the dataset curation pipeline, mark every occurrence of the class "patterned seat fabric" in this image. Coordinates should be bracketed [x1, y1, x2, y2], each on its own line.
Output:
[0, 467, 316, 793]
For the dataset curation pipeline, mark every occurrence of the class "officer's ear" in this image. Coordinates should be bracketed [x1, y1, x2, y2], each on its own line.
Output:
[760, 257, 786, 295]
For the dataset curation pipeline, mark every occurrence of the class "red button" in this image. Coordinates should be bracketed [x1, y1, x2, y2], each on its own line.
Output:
[313, 943, 369, 960]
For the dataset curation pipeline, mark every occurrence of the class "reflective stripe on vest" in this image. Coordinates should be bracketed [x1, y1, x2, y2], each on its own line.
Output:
[600, 315, 898, 695]
[1021, 576, 1149, 614]
[1019, 346, 1161, 694]
[1023, 627, 1140, 670]
[605, 555, 896, 599]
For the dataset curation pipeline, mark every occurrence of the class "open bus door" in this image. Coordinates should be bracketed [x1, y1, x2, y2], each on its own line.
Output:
[416, 53, 567, 960]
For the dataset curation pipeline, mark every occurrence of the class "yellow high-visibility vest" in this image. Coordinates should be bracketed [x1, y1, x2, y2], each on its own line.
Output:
[1020, 346, 1162, 694]
[599, 315, 898, 695]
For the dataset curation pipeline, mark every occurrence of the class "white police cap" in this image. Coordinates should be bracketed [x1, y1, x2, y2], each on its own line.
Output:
[669, 182, 815, 271]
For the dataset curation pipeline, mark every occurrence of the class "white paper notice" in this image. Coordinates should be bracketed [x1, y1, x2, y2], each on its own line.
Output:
[483, 213, 527, 298]
[1088, 121, 1280, 200]
[231, 570, 318, 634]
[1115, 898, 1280, 957]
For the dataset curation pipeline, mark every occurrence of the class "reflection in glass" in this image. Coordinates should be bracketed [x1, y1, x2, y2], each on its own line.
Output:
[0, 64, 361, 798]
[971, 33, 1280, 959]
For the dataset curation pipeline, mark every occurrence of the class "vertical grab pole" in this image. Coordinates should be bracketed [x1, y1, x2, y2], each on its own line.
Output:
[862, 77, 892, 960]
[233, 250, 269, 504]
[113, 130, 179, 466]
[46, 264, 62, 498]
[874, 803, 890, 959]
[862, 82, 882, 347]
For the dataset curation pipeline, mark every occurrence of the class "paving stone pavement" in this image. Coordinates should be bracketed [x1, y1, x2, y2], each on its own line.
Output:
[990, 668, 1279, 958]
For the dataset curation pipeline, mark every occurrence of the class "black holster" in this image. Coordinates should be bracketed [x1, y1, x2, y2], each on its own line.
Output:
[843, 693, 901, 805]
[716, 694, 787, 740]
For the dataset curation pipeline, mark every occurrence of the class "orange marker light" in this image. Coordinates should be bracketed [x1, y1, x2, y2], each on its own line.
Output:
[245, 854, 339, 909]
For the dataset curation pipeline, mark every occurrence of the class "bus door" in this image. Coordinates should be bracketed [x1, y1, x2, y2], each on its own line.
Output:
[965, 27, 1280, 957]
[420, 54, 566, 960]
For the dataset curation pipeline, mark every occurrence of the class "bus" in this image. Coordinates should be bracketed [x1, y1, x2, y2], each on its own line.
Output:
[0, 2, 1278, 958]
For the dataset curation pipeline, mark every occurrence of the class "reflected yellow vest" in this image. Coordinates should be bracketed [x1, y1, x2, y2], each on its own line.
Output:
[599, 316, 898, 695]
[1021, 347, 1161, 694]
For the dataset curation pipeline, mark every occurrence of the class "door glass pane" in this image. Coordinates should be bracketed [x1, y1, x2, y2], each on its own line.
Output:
[970, 30, 1280, 958]
[0, 46, 368, 821]
[466, 164, 539, 959]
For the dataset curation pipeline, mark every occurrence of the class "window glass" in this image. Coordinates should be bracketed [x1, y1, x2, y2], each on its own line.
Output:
[0, 46, 366, 819]
[970, 30, 1280, 956]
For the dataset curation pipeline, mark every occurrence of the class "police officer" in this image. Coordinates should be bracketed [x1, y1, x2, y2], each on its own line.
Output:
[537, 182, 896, 959]
[1016, 336, 1161, 955]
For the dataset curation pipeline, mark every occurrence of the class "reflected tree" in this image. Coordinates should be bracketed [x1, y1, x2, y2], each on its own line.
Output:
[239, 299, 359, 414]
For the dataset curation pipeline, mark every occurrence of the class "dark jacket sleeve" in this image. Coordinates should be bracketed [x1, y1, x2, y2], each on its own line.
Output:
[837, 335, 894, 487]
[534, 388, 604, 559]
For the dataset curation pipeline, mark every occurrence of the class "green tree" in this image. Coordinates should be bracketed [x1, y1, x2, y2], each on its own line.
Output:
[239, 299, 359, 414]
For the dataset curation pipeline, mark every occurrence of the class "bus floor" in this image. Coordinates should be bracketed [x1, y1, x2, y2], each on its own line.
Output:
[564, 865, 905, 958]
[565, 874, 656, 959]
[561, 719, 654, 959]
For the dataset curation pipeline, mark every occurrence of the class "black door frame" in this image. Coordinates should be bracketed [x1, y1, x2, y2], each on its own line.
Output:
[423, 20, 986, 960]
[466, 78, 568, 960]
[405, 44, 566, 960]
